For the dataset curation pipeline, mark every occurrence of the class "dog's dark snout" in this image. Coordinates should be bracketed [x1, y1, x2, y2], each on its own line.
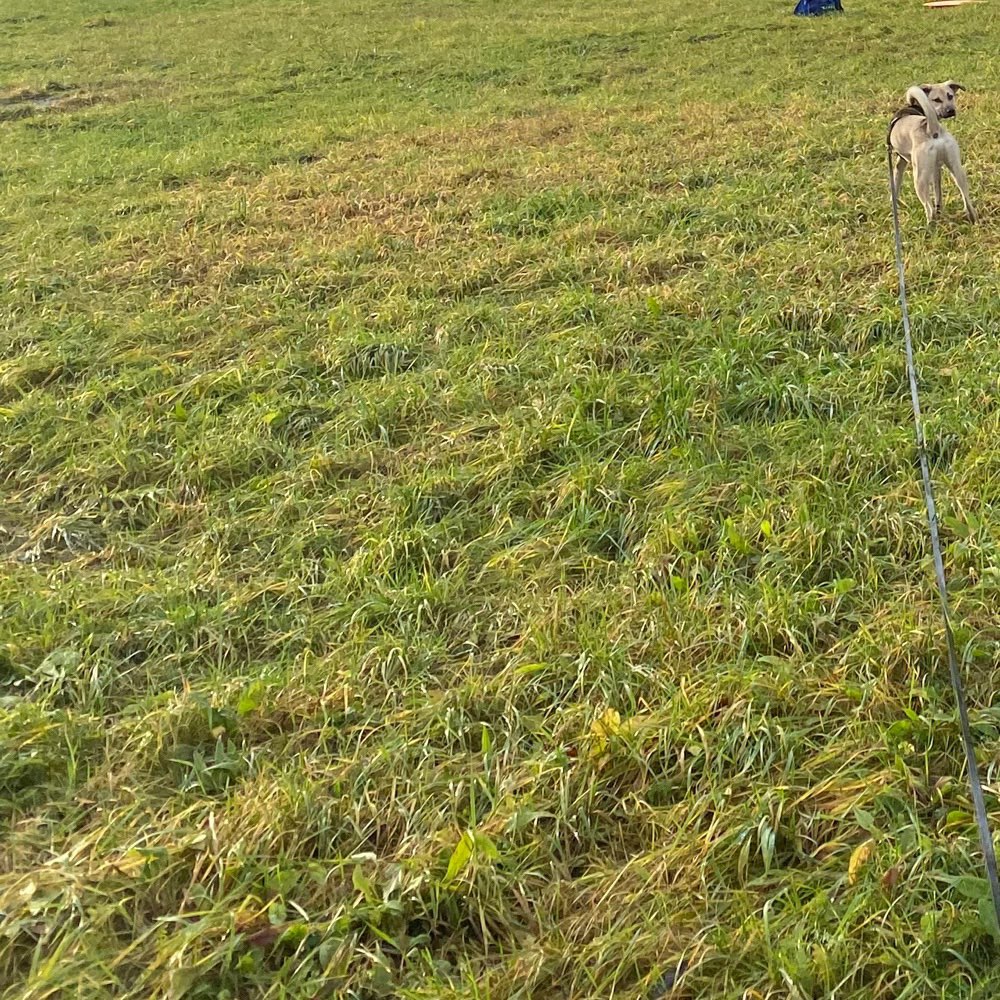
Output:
[942, 108, 956, 118]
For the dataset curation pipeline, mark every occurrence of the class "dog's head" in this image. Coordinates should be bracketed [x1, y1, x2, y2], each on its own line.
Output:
[916, 81, 966, 119]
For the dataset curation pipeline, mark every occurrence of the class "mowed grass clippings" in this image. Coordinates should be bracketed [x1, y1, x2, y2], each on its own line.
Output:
[4, 0, 1000, 995]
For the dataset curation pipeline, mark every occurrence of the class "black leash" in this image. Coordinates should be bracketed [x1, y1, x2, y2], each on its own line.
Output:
[886, 133, 1000, 928]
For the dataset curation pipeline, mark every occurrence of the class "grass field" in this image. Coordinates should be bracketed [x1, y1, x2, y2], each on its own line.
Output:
[5, 0, 1000, 995]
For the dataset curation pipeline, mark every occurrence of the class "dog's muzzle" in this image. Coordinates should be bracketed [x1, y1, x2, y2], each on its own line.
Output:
[940, 108, 956, 119]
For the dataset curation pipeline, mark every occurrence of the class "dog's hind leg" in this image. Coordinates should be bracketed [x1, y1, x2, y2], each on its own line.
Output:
[945, 156, 977, 223]
[892, 154, 908, 200]
[912, 160, 937, 222]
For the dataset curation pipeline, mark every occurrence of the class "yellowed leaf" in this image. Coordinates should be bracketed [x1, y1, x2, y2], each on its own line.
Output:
[113, 850, 151, 875]
[811, 840, 845, 861]
[591, 708, 621, 738]
[588, 708, 622, 762]
[617, 713, 651, 736]
[848, 839, 874, 885]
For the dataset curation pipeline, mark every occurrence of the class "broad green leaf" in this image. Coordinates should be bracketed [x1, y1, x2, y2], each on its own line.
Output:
[444, 831, 475, 884]
[854, 808, 878, 834]
[724, 518, 751, 554]
[980, 894, 1000, 942]
[352, 865, 377, 902]
[944, 810, 973, 829]
[473, 831, 499, 861]
[237, 681, 267, 716]
[277, 923, 310, 948]
[954, 876, 989, 900]
[515, 662, 547, 676]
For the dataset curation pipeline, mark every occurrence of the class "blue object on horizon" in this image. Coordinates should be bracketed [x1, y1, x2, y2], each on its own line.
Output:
[794, 0, 843, 14]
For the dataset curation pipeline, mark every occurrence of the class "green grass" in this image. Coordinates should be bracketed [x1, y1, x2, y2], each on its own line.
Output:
[5, 0, 1000, 995]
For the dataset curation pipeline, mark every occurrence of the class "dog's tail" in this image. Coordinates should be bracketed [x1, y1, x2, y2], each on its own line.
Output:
[905, 85, 940, 139]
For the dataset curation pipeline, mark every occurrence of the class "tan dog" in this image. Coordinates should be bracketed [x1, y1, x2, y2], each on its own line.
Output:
[889, 82, 976, 223]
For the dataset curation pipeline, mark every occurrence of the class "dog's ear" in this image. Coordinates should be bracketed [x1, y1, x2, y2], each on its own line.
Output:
[920, 85, 933, 94]
[946, 81, 966, 93]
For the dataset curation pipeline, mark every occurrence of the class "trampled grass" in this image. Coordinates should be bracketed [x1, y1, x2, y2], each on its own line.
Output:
[5, 0, 1000, 995]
